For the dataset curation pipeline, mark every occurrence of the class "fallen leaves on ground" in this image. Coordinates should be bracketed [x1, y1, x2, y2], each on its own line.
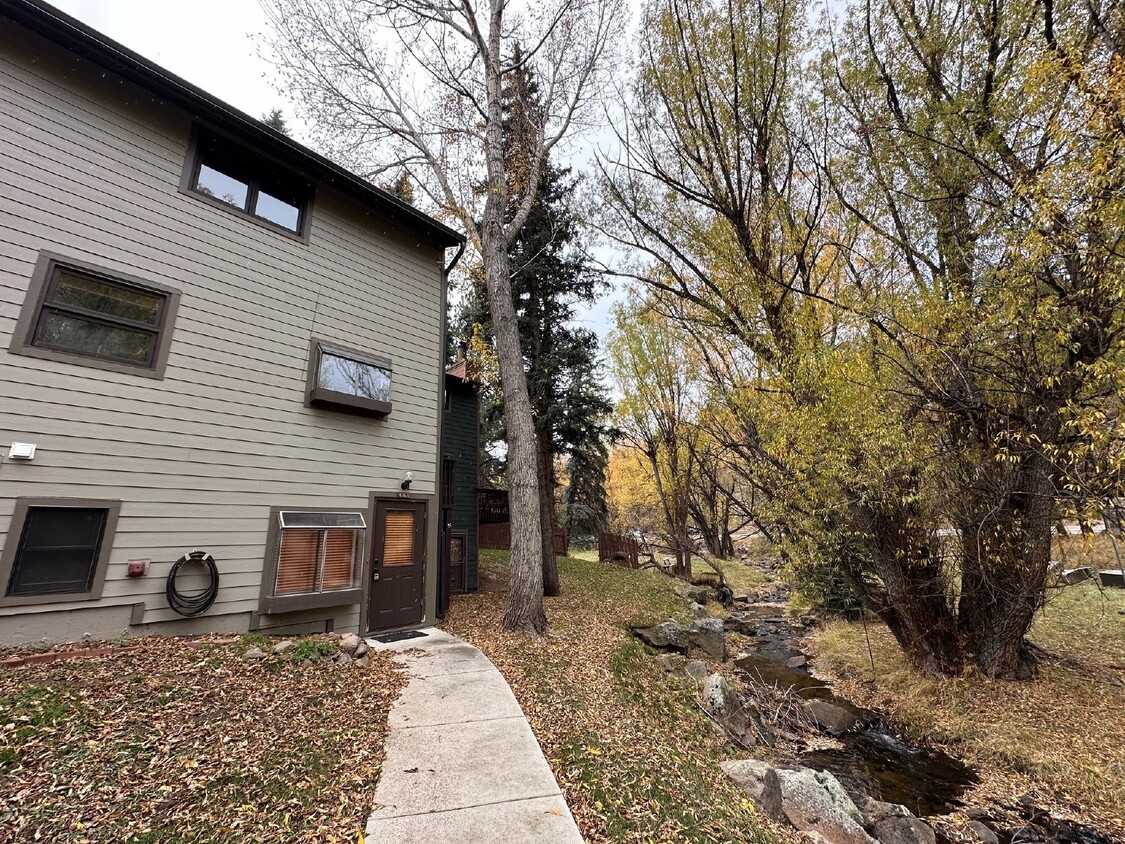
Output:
[443, 550, 794, 844]
[0, 635, 407, 843]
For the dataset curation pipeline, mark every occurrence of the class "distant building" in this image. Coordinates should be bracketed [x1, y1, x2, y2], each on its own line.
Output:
[439, 345, 480, 611]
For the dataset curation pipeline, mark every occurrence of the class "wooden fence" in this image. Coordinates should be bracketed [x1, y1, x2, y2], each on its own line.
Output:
[479, 522, 569, 556]
[598, 531, 640, 569]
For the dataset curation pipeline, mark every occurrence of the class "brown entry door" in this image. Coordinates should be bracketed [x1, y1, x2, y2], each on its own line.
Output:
[367, 499, 427, 631]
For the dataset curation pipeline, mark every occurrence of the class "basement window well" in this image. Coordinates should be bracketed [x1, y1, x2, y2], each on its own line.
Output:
[260, 509, 367, 614]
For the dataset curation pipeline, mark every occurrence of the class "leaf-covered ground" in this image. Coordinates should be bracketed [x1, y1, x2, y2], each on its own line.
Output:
[811, 572, 1125, 839]
[442, 550, 794, 844]
[0, 634, 407, 843]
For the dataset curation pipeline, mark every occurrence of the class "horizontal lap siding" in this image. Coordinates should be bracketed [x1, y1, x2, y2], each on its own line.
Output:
[0, 23, 444, 630]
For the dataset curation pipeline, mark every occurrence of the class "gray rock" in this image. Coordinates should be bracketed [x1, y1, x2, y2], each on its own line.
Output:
[355, 654, 370, 669]
[683, 659, 709, 681]
[775, 768, 874, 844]
[874, 817, 935, 844]
[966, 821, 999, 844]
[806, 699, 861, 736]
[860, 797, 911, 826]
[655, 653, 687, 673]
[801, 834, 835, 844]
[702, 673, 753, 744]
[335, 651, 353, 665]
[691, 601, 708, 618]
[723, 613, 757, 634]
[689, 617, 727, 659]
[720, 759, 783, 822]
[339, 632, 362, 654]
[686, 584, 713, 603]
[354, 639, 369, 658]
[243, 647, 267, 661]
[634, 620, 690, 650]
[271, 640, 295, 655]
[787, 655, 808, 669]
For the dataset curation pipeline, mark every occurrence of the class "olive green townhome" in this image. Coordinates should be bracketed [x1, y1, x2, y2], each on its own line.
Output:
[0, 0, 465, 644]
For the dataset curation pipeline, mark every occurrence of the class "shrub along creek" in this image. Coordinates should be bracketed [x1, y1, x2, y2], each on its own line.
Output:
[634, 578, 1115, 844]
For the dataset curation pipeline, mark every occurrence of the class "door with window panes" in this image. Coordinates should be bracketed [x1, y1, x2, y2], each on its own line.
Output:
[367, 499, 427, 630]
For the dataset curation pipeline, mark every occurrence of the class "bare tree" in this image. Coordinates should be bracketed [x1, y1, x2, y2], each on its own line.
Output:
[261, 0, 624, 634]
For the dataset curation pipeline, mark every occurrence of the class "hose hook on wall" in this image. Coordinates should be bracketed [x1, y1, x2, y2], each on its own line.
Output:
[166, 550, 219, 616]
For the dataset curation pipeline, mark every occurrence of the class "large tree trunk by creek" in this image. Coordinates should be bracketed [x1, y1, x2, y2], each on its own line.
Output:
[848, 502, 966, 676]
[956, 452, 1055, 679]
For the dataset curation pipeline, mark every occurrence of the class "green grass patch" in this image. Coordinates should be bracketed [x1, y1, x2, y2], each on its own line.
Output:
[447, 550, 783, 844]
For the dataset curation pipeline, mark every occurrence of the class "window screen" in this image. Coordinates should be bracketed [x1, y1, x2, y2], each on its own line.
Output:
[278, 511, 366, 529]
[6, 507, 108, 597]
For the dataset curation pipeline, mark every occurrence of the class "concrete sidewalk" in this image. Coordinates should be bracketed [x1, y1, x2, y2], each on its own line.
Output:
[364, 628, 585, 844]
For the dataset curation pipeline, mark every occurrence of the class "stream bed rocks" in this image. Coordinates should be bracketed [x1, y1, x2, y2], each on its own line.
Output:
[634, 571, 1116, 844]
[723, 758, 937, 844]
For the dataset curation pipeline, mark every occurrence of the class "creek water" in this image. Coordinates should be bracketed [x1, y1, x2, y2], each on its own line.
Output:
[733, 648, 978, 817]
[729, 605, 1116, 843]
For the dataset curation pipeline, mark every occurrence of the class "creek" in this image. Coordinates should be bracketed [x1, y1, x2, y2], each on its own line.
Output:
[727, 602, 1115, 843]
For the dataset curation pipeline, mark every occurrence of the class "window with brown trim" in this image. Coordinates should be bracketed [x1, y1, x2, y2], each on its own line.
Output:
[186, 128, 311, 237]
[259, 509, 366, 614]
[0, 499, 121, 607]
[9, 253, 180, 378]
[306, 339, 393, 418]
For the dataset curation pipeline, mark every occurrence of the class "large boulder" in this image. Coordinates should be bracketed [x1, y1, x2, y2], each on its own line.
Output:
[806, 699, 861, 736]
[775, 768, 875, 844]
[634, 620, 690, 650]
[720, 760, 783, 821]
[703, 673, 753, 744]
[873, 817, 936, 844]
[689, 617, 727, 659]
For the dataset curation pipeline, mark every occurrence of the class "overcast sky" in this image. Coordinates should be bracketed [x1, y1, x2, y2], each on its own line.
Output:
[49, 0, 625, 336]
[53, 0, 296, 133]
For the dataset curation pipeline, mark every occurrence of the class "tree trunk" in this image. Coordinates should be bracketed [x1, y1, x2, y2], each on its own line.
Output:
[957, 452, 1055, 678]
[480, 10, 546, 634]
[489, 237, 547, 634]
[538, 429, 560, 596]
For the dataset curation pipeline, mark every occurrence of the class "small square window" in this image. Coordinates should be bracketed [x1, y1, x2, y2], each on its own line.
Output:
[307, 339, 393, 417]
[0, 499, 121, 607]
[187, 128, 310, 238]
[9, 254, 180, 378]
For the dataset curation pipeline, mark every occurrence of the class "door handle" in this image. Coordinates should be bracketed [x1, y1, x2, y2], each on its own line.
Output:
[372, 559, 381, 581]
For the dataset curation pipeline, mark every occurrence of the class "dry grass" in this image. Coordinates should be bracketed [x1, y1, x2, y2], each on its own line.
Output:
[809, 575, 1125, 838]
[0, 634, 406, 843]
[443, 550, 794, 844]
